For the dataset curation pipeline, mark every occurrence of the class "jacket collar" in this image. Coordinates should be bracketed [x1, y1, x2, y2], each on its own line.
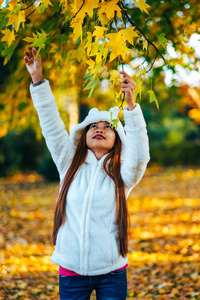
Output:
[85, 149, 109, 166]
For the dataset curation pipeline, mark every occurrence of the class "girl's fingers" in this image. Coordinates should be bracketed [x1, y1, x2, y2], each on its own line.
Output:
[121, 78, 132, 85]
[121, 83, 132, 88]
[121, 73, 136, 86]
[24, 55, 34, 65]
[120, 71, 131, 78]
[32, 47, 38, 59]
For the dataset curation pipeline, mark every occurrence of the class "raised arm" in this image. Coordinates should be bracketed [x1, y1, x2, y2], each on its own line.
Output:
[24, 48, 74, 181]
[120, 71, 150, 195]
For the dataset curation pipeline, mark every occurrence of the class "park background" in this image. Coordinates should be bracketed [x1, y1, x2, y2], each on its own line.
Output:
[0, 0, 200, 299]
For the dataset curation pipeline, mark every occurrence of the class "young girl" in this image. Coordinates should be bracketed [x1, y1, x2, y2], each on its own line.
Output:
[24, 47, 150, 300]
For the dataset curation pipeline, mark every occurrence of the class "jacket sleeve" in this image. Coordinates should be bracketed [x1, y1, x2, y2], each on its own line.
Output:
[121, 104, 150, 194]
[30, 80, 74, 180]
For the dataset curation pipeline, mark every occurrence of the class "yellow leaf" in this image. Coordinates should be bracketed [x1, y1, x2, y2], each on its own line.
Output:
[98, 13, 109, 26]
[7, 0, 17, 11]
[106, 32, 121, 44]
[0, 0, 4, 7]
[71, 21, 83, 42]
[7, 10, 26, 32]
[99, 0, 122, 19]
[120, 27, 138, 44]
[135, 0, 150, 14]
[109, 70, 120, 86]
[92, 26, 107, 42]
[143, 39, 148, 50]
[23, 33, 38, 43]
[82, 0, 99, 18]
[106, 32, 130, 62]
[41, 0, 52, 6]
[135, 69, 144, 78]
[1, 29, 16, 47]
[135, 80, 142, 99]
[85, 32, 93, 55]
[85, 58, 95, 71]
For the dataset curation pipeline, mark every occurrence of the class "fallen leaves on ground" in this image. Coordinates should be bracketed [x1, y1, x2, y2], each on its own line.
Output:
[0, 166, 200, 299]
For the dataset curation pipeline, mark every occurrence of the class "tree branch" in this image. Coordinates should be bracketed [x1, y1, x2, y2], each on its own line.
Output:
[147, 51, 158, 72]
[118, 1, 166, 64]
[21, 0, 37, 11]
[133, 46, 150, 71]
[70, 0, 86, 22]
[60, 0, 86, 33]
[26, 4, 41, 19]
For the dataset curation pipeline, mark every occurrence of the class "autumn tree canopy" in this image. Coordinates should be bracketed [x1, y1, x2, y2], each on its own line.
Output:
[0, 0, 199, 138]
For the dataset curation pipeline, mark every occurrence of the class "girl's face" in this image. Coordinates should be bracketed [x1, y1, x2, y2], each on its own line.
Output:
[86, 121, 116, 158]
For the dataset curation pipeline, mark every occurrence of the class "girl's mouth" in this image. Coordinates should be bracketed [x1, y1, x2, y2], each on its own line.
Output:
[93, 134, 105, 139]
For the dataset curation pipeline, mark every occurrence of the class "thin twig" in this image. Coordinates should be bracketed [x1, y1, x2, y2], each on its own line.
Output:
[26, 8, 37, 19]
[70, 0, 86, 22]
[21, 0, 37, 11]
[60, 0, 86, 33]
[146, 51, 158, 72]
[133, 45, 149, 70]
[118, 1, 166, 63]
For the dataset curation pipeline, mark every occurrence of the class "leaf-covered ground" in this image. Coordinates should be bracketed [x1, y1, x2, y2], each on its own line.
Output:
[0, 166, 200, 299]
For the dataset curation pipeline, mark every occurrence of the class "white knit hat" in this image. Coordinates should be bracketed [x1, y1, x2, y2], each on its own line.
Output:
[70, 106, 127, 155]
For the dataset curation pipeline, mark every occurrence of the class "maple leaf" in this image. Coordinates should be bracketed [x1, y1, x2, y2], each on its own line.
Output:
[70, 8, 86, 42]
[84, 32, 93, 55]
[1, 28, 16, 47]
[7, 0, 17, 11]
[31, 31, 46, 60]
[92, 26, 107, 42]
[135, 80, 142, 100]
[71, 21, 83, 42]
[98, 0, 122, 19]
[7, 10, 26, 32]
[85, 58, 95, 73]
[23, 33, 38, 44]
[120, 27, 138, 44]
[135, 0, 150, 14]
[106, 32, 130, 62]
[2, 43, 16, 65]
[23, 31, 47, 60]
[157, 33, 168, 49]
[82, 0, 99, 18]
[147, 90, 159, 109]
[98, 13, 109, 26]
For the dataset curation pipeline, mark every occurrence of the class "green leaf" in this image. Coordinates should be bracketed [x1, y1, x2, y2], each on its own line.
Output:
[135, 80, 142, 100]
[147, 90, 159, 110]
[39, 4, 47, 14]
[110, 111, 119, 130]
[88, 84, 96, 99]
[2, 43, 16, 65]
[157, 33, 168, 49]
[84, 77, 98, 91]
[0, 10, 8, 31]
[31, 31, 46, 60]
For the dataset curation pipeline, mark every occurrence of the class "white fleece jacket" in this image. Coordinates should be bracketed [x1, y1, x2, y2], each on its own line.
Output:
[30, 80, 150, 276]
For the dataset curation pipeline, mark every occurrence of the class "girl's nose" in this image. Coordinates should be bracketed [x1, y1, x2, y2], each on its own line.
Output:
[96, 128, 103, 133]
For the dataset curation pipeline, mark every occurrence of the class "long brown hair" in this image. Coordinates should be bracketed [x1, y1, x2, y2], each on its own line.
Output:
[52, 126, 129, 257]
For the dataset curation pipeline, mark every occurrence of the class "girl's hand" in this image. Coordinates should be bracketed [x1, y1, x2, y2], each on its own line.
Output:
[120, 71, 136, 110]
[24, 47, 43, 84]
